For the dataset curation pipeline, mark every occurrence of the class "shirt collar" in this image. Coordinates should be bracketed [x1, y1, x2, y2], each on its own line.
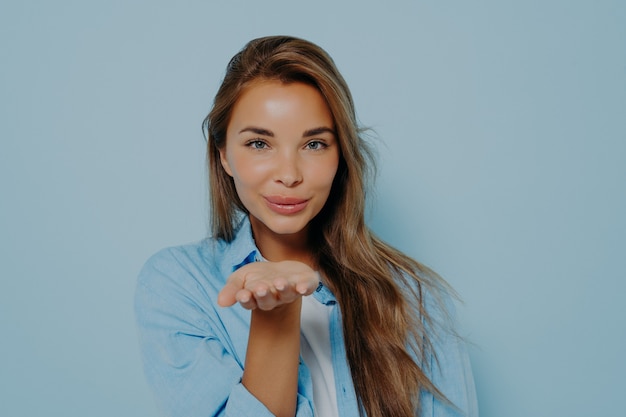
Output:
[312, 281, 337, 305]
[219, 215, 259, 275]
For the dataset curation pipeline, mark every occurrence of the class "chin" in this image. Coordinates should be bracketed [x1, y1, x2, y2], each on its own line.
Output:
[255, 214, 311, 236]
[267, 221, 309, 236]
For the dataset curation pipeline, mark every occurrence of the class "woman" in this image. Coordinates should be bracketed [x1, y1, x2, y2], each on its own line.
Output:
[135, 35, 477, 417]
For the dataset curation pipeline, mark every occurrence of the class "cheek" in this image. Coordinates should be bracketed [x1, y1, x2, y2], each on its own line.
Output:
[312, 158, 340, 190]
[229, 156, 270, 186]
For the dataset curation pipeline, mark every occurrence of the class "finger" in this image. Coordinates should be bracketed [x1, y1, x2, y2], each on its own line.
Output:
[236, 288, 252, 304]
[218, 274, 244, 307]
[294, 272, 320, 296]
[272, 278, 298, 304]
[249, 282, 270, 298]
[218, 284, 238, 307]
[255, 291, 279, 311]
[249, 282, 279, 311]
[273, 277, 289, 292]
[295, 282, 314, 296]
[236, 289, 258, 310]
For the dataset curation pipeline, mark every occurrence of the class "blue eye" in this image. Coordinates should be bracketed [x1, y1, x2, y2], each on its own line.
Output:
[246, 140, 268, 150]
[306, 141, 326, 150]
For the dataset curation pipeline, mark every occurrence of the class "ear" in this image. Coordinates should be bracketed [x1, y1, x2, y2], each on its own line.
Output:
[219, 148, 233, 177]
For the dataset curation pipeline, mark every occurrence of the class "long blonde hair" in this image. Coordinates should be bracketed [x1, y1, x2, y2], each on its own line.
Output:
[203, 35, 452, 417]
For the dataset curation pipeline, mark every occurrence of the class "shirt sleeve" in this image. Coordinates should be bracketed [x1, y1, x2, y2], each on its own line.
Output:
[134, 249, 314, 417]
[419, 290, 479, 417]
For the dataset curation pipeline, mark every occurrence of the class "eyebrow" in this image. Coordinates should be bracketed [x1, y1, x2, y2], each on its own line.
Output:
[303, 126, 336, 137]
[238, 126, 336, 138]
[239, 126, 274, 136]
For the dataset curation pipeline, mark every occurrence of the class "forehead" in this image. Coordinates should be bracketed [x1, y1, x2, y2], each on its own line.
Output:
[228, 80, 334, 129]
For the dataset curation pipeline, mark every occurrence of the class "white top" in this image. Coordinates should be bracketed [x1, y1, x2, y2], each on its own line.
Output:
[300, 294, 339, 417]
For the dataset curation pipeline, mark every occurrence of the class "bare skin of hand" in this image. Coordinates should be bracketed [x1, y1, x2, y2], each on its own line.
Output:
[218, 260, 320, 310]
[217, 260, 319, 416]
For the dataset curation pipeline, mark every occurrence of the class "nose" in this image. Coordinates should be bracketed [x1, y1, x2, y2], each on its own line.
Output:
[274, 151, 302, 187]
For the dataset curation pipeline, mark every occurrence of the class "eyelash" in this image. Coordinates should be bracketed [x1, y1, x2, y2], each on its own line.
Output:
[244, 139, 269, 150]
[305, 140, 328, 151]
[244, 139, 329, 151]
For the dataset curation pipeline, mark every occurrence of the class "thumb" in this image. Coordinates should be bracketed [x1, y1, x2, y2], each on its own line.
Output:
[218, 276, 243, 307]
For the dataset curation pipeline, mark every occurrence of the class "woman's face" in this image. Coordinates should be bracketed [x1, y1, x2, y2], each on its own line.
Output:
[220, 80, 339, 245]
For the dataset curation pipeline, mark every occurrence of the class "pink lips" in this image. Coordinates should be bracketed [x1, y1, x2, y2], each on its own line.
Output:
[264, 196, 309, 215]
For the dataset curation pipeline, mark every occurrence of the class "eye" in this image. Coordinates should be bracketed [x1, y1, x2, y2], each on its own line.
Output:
[305, 140, 327, 151]
[245, 139, 269, 150]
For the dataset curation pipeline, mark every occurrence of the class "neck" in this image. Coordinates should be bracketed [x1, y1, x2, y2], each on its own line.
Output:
[249, 216, 315, 267]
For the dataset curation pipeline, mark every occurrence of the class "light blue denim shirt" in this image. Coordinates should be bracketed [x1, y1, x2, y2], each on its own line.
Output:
[135, 217, 478, 416]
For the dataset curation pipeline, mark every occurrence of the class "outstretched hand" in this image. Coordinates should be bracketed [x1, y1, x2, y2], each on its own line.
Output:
[218, 260, 320, 311]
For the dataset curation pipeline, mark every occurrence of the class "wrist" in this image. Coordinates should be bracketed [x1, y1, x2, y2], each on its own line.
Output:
[250, 298, 302, 332]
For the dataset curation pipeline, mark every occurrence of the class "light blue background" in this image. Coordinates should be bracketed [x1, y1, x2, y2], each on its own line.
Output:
[1, 1, 624, 416]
